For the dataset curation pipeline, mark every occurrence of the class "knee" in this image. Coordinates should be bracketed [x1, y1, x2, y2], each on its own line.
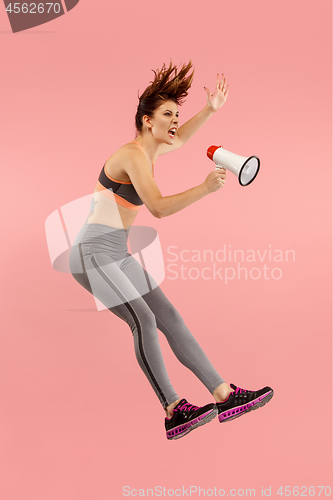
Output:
[137, 306, 157, 330]
[162, 302, 185, 327]
[126, 302, 157, 334]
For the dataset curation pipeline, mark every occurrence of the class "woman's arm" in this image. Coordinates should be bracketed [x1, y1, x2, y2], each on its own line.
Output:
[124, 147, 227, 218]
[158, 73, 229, 155]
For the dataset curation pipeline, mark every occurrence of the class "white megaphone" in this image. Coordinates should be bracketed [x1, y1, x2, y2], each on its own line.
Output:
[207, 145, 260, 186]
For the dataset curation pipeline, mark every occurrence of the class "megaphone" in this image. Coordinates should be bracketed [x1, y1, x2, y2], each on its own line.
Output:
[207, 146, 260, 186]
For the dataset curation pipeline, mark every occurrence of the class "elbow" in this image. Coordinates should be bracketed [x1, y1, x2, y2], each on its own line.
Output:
[150, 200, 165, 219]
[152, 208, 164, 219]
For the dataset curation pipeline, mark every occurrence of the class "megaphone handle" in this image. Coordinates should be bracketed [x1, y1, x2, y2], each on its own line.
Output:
[215, 163, 223, 170]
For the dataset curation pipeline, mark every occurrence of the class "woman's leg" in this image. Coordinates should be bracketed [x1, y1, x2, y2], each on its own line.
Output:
[69, 240, 180, 409]
[69, 225, 273, 435]
[134, 275, 273, 422]
[119, 254, 230, 400]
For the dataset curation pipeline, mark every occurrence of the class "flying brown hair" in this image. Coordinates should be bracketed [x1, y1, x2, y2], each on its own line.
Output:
[135, 60, 195, 132]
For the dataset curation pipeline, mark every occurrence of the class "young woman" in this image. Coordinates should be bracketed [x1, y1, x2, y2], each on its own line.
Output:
[69, 61, 273, 440]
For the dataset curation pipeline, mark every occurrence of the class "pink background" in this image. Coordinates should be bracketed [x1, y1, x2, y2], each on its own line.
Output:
[0, 0, 332, 498]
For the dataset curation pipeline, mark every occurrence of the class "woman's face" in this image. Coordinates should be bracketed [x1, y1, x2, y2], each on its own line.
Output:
[145, 100, 179, 144]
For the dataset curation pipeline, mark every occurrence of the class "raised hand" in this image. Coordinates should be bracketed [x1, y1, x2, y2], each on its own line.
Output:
[204, 73, 229, 112]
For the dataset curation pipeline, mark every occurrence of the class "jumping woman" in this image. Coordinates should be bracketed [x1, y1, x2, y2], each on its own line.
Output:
[69, 61, 273, 440]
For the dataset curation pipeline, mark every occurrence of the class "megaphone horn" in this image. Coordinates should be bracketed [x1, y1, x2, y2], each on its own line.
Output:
[207, 146, 260, 186]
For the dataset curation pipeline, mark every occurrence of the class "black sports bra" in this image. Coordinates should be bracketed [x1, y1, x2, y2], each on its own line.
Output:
[94, 141, 154, 212]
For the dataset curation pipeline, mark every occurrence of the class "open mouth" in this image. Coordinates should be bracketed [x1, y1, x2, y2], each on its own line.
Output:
[168, 128, 177, 138]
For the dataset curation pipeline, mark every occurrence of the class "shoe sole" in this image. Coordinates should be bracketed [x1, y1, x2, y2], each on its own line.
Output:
[218, 389, 274, 423]
[166, 407, 218, 440]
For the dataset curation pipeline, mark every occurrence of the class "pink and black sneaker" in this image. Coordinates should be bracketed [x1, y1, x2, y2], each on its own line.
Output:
[217, 383, 274, 423]
[165, 399, 218, 440]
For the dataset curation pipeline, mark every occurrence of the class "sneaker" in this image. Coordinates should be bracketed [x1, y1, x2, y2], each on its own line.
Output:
[217, 383, 274, 423]
[165, 399, 218, 440]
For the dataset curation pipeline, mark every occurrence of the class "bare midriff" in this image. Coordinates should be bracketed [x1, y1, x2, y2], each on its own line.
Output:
[85, 188, 139, 230]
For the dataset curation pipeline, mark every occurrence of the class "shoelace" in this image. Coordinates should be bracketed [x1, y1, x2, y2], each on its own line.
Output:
[234, 386, 255, 397]
[175, 402, 200, 412]
[234, 386, 247, 394]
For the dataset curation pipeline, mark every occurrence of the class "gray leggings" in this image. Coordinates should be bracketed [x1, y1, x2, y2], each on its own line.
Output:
[68, 223, 225, 409]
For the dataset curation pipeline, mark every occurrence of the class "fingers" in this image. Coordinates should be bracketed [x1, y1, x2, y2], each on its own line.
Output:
[219, 170, 227, 185]
[215, 168, 226, 188]
[206, 168, 227, 192]
[216, 168, 227, 178]
[218, 176, 226, 188]
[216, 73, 229, 96]
[206, 74, 229, 98]
[204, 86, 211, 98]
[216, 73, 225, 89]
